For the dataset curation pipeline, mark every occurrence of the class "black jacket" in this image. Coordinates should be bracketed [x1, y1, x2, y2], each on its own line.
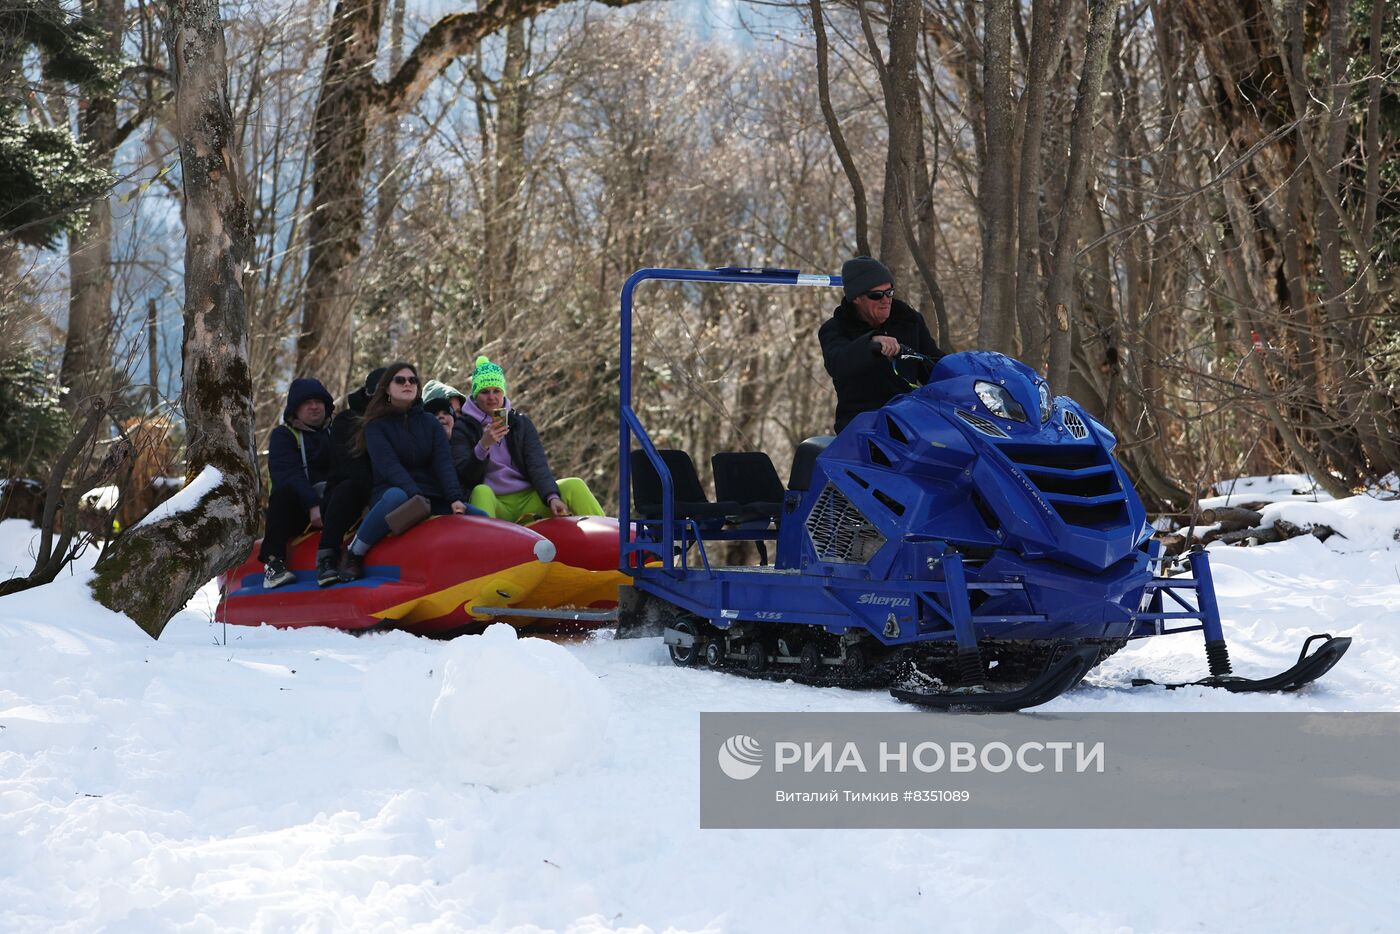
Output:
[323, 389, 371, 497]
[818, 298, 943, 432]
[267, 378, 334, 509]
[364, 402, 465, 503]
[450, 408, 560, 502]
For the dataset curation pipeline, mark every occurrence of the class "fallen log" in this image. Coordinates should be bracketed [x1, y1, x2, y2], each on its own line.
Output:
[1198, 506, 1264, 530]
[1273, 519, 1340, 543]
[1212, 525, 1282, 546]
[1157, 532, 1187, 556]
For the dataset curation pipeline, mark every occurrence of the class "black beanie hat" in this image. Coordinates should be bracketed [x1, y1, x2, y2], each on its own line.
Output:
[345, 366, 389, 417]
[363, 366, 388, 397]
[423, 396, 453, 417]
[841, 256, 895, 299]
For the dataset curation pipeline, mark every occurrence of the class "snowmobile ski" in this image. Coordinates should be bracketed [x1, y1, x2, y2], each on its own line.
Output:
[1130, 634, 1351, 693]
[890, 645, 1101, 712]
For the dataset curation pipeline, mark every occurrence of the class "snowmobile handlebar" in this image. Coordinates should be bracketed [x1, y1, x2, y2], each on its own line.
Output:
[884, 344, 936, 389]
[896, 345, 936, 366]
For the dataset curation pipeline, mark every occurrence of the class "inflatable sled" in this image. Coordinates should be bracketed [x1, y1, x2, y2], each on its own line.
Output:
[217, 514, 628, 636]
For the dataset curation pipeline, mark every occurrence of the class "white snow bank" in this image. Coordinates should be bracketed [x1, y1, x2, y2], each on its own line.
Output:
[0, 518, 103, 582]
[134, 464, 223, 529]
[3, 495, 1400, 931]
[79, 485, 120, 511]
[1198, 473, 1327, 509]
[0, 518, 40, 579]
[1258, 495, 1400, 550]
[365, 623, 610, 790]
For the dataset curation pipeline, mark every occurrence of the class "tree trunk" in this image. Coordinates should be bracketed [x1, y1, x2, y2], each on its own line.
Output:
[372, 0, 407, 246]
[1044, 0, 1117, 388]
[1215, 175, 1353, 500]
[481, 18, 531, 333]
[809, 0, 869, 256]
[1012, 0, 1070, 367]
[870, 0, 948, 342]
[295, 0, 650, 393]
[975, 0, 1017, 354]
[58, 0, 124, 408]
[877, 0, 921, 287]
[90, 0, 260, 640]
[298, 0, 383, 397]
[62, 199, 114, 404]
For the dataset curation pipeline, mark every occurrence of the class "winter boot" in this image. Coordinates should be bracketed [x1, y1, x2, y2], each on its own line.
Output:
[316, 550, 341, 588]
[338, 549, 365, 583]
[263, 556, 295, 589]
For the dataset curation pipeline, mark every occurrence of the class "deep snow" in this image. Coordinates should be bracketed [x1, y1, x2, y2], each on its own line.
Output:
[2, 493, 1399, 932]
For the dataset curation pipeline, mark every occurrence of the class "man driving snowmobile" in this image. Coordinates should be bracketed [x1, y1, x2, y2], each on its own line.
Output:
[818, 256, 944, 433]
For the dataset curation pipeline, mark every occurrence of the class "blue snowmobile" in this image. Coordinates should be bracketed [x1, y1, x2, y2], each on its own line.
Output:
[613, 267, 1350, 710]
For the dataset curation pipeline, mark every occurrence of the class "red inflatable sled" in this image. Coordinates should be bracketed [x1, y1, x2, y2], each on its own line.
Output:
[216, 515, 630, 636]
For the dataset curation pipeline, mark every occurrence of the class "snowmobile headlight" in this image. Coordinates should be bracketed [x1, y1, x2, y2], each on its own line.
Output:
[974, 380, 1027, 422]
[1038, 381, 1052, 423]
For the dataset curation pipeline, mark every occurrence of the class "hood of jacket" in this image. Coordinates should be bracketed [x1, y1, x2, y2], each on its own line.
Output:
[283, 377, 335, 426]
[423, 379, 468, 407]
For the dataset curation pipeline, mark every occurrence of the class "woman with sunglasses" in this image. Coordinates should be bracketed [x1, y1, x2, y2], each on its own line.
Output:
[337, 362, 475, 582]
[818, 255, 944, 433]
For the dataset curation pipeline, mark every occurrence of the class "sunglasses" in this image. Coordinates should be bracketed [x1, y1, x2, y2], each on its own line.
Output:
[391, 375, 419, 386]
[864, 288, 895, 301]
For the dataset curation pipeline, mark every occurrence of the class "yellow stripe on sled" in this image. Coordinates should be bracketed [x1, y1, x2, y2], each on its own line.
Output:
[514, 563, 630, 611]
[371, 561, 550, 624]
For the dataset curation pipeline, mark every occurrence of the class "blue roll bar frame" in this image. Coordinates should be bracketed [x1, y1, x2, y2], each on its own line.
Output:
[618, 267, 840, 572]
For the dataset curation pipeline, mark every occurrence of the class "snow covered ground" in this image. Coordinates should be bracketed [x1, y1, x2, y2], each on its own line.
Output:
[3, 494, 1400, 933]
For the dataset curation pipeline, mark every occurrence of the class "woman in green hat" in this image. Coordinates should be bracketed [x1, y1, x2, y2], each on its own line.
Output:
[450, 355, 604, 523]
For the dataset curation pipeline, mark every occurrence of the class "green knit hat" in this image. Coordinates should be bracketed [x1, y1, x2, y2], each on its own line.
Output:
[470, 355, 507, 398]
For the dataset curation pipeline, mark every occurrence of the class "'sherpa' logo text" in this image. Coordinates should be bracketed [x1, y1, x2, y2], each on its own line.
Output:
[857, 592, 912, 607]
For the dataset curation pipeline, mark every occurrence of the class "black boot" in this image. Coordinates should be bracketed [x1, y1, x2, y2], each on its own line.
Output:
[338, 549, 365, 582]
[262, 555, 295, 589]
[316, 550, 341, 587]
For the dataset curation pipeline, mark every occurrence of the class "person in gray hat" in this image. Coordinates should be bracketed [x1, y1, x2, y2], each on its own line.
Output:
[818, 256, 944, 432]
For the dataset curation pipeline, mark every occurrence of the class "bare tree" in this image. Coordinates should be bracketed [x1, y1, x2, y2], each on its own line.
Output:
[1042, 0, 1116, 388]
[59, 0, 170, 407]
[297, 0, 655, 396]
[90, 0, 260, 639]
[975, 0, 1017, 354]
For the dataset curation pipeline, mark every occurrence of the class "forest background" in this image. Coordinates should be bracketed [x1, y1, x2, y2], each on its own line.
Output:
[0, 0, 1395, 633]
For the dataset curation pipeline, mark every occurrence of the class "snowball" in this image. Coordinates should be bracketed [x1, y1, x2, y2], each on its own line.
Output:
[363, 648, 442, 761]
[367, 624, 610, 791]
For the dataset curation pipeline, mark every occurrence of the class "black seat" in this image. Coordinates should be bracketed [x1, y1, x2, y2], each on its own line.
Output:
[712, 452, 785, 523]
[788, 435, 835, 491]
[713, 451, 786, 566]
[630, 449, 739, 520]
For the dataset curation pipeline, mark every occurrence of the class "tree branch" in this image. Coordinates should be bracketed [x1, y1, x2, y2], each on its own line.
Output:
[372, 0, 653, 118]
